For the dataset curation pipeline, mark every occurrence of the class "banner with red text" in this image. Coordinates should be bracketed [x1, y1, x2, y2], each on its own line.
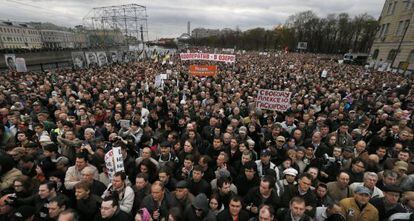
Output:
[256, 89, 292, 112]
[189, 65, 218, 77]
[180, 53, 236, 63]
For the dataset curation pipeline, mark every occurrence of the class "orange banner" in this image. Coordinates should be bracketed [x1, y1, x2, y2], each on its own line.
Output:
[189, 65, 218, 77]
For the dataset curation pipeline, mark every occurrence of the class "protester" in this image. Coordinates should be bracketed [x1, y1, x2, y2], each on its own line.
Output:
[1, 50, 414, 221]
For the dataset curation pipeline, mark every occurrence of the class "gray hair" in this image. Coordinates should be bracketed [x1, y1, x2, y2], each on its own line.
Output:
[383, 170, 398, 178]
[363, 172, 378, 181]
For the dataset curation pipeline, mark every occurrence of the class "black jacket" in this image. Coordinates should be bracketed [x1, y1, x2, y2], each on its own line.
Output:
[75, 194, 102, 221]
[90, 180, 107, 196]
[243, 187, 280, 217]
[370, 197, 407, 221]
[217, 208, 249, 221]
[183, 194, 216, 221]
[234, 173, 260, 196]
[187, 178, 211, 197]
[132, 184, 150, 215]
[140, 192, 179, 220]
[93, 209, 133, 221]
[281, 185, 317, 217]
[276, 208, 312, 221]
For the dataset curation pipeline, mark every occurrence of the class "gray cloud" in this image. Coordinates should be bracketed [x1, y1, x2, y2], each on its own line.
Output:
[0, 0, 385, 39]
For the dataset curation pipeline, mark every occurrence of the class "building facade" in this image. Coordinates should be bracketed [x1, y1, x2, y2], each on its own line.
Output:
[40, 30, 75, 49]
[0, 21, 42, 49]
[369, 0, 414, 71]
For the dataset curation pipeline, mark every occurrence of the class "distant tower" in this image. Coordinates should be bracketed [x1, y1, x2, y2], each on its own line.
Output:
[187, 21, 191, 35]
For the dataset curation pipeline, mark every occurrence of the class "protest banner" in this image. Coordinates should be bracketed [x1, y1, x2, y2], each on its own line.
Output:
[189, 65, 218, 77]
[4, 54, 16, 71]
[104, 147, 125, 180]
[15, 58, 27, 72]
[180, 53, 236, 63]
[96, 51, 108, 67]
[256, 89, 292, 112]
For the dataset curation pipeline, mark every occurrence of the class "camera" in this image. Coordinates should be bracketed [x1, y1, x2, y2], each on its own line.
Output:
[324, 154, 336, 163]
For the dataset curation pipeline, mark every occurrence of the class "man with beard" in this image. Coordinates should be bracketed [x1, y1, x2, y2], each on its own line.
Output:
[277, 197, 312, 221]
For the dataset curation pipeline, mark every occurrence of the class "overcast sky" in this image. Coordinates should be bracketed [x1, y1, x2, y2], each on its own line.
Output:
[0, 0, 385, 40]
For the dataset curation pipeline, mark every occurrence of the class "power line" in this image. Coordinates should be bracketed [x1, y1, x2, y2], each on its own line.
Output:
[5, 0, 82, 21]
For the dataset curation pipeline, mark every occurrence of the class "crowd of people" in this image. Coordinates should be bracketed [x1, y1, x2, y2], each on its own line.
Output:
[0, 50, 414, 221]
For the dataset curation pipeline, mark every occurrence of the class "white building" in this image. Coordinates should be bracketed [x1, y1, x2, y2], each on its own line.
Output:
[40, 30, 75, 49]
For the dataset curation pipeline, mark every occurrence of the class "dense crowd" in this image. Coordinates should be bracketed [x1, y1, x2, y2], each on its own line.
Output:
[0, 50, 414, 221]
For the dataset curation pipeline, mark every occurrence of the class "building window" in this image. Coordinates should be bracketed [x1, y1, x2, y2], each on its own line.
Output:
[387, 49, 397, 61]
[409, 50, 414, 64]
[404, 0, 413, 9]
[396, 21, 404, 36]
[387, 1, 397, 14]
[403, 20, 410, 33]
[383, 23, 390, 36]
[372, 49, 379, 59]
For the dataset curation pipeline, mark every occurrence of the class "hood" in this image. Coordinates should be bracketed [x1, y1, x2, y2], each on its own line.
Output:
[0, 152, 15, 176]
[192, 193, 209, 212]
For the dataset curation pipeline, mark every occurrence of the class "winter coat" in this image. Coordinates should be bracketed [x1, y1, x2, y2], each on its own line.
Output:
[339, 197, 379, 221]
[0, 153, 22, 191]
[183, 193, 216, 221]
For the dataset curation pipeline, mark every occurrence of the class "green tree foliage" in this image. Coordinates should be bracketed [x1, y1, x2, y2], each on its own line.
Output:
[191, 11, 378, 53]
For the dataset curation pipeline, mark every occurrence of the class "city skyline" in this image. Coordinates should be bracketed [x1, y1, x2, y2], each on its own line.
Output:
[1, 0, 385, 40]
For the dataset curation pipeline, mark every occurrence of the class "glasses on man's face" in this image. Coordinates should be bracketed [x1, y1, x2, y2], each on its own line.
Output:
[355, 164, 365, 169]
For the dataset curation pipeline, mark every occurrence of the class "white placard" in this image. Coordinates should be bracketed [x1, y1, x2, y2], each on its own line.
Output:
[104, 147, 125, 180]
[256, 89, 292, 112]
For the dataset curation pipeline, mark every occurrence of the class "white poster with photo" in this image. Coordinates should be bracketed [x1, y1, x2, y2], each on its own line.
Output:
[96, 51, 108, 67]
[321, 70, 328, 78]
[72, 52, 86, 69]
[104, 147, 125, 180]
[155, 74, 163, 88]
[108, 51, 119, 63]
[85, 52, 98, 68]
[15, 58, 27, 72]
[4, 54, 16, 71]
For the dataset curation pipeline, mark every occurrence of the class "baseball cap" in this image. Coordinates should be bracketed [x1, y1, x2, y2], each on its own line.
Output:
[354, 186, 371, 196]
[260, 149, 271, 157]
[394, 161, 408, 171]
[382, 185, 402, 193]
[176, 180, 188, 189]
[343, 146, 354, 153]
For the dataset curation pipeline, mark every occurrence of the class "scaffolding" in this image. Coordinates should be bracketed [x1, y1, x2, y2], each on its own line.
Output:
[83, 4, 149, 47]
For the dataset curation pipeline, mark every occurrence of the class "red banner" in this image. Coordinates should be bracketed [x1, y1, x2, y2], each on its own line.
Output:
[189, 65, 218, 77]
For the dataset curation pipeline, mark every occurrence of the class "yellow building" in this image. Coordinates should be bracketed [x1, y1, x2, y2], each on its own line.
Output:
[369, 0, 414, 71]
[0, 21, 42, 49]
